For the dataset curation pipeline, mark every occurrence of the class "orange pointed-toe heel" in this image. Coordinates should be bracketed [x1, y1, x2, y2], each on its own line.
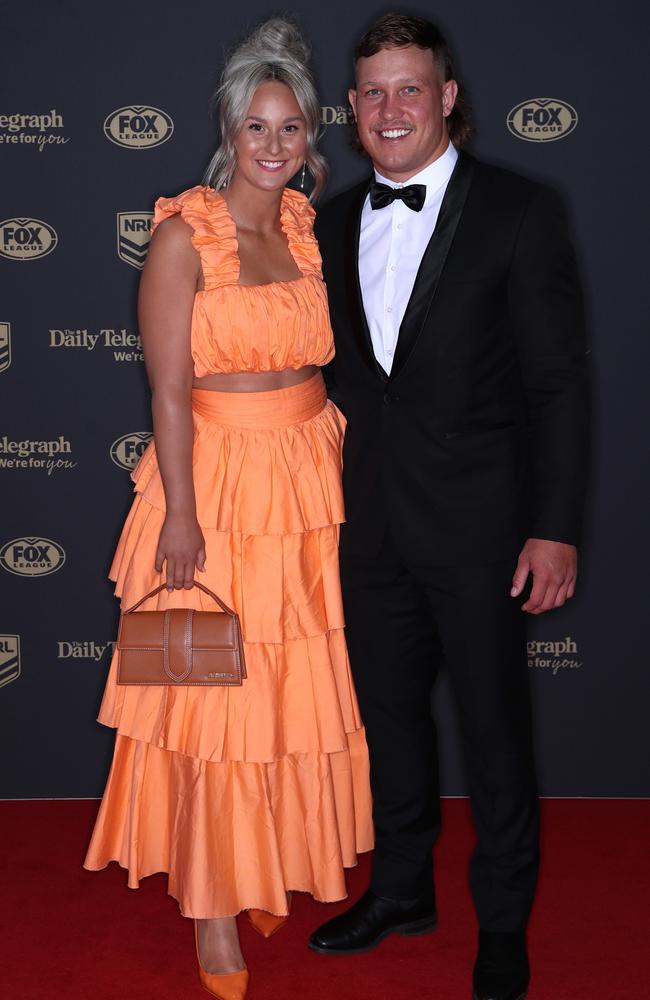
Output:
[194, 922, 249, 1000]
[247, 892, 293, 939]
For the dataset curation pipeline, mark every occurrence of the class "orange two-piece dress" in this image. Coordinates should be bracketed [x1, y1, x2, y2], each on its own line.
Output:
[84, 186, 373, 918]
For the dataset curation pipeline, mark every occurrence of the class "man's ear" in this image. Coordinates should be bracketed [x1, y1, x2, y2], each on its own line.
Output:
[442, 80, 459, 118]
[348, 88, 358, 121]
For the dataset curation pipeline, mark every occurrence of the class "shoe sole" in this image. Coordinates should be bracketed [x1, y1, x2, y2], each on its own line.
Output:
[308, 914, 438, 956]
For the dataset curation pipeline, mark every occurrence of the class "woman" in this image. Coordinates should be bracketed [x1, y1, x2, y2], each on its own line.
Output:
[84, 17, 373, 1000]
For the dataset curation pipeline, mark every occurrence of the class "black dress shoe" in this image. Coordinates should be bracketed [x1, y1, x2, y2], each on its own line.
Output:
[309, 889, 437, 955]
[472, 930, 530, 1000]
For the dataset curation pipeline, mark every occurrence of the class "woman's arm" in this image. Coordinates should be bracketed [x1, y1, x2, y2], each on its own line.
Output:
[138, 215, 206, 591]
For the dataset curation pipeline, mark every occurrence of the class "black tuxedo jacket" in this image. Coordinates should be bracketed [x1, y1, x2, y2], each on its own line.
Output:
[315, 151, 590, 564]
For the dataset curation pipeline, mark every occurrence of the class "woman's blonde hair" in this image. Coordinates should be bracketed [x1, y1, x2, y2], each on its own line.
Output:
[204, 17, 327, 200]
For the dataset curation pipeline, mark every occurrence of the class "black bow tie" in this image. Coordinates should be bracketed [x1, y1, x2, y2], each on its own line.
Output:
[369, 180, 426, 212]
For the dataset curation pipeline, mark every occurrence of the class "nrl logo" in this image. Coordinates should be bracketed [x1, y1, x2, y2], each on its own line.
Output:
[117, 212, 153, 269]
[0, 322, 10, 373]
[0, 635, 20, 688]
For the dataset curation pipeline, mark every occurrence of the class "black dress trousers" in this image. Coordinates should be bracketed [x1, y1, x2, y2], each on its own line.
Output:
[340, 527, 540, 933]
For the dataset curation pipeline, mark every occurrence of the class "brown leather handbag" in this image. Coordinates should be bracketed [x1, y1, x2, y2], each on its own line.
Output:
[116, 580, 246, 686]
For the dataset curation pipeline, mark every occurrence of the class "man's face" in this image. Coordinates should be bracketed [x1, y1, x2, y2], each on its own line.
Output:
[349, 45, 458, 182]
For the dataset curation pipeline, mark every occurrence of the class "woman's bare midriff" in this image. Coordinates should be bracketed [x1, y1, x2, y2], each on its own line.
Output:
[193, 365, 319, 393]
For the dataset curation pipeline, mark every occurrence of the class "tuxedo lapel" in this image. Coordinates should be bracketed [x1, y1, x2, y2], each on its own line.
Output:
[389, 151, 475, 382]
[343, 180, 389, 382]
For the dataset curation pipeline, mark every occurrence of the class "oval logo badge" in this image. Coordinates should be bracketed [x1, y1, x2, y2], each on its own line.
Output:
[110, 431, 153, 470]
[0, 536, 66, 577]
[507, 98, 578, 142]
[104, 106, 174, 149]
[0, 218, 57, 260]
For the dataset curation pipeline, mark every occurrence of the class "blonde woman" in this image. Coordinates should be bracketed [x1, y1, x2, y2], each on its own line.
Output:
[85, 18, 372, 999]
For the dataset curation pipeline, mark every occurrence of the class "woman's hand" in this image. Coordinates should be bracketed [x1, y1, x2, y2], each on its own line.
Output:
[155, 512, 206, 590]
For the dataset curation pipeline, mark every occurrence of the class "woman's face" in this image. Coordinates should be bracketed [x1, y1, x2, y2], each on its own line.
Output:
[232, 80, 307, 193]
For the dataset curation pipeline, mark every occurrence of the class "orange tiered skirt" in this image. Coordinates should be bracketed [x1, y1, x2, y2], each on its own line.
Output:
[84, 373, 373, 917]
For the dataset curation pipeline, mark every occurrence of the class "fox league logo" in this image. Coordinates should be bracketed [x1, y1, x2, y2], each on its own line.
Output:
[104, 106, 173, 149]
[0, 635, 20, 688]
[0, 322, 10, 373]
[507, 98, 578, 142]
[110, 431, 152, 470]
[0, 536, 66, 576]
[117, 212, 153, 269]
[0, 218, 57, 260]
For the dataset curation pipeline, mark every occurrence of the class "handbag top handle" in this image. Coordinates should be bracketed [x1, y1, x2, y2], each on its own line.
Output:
[123, 579, 237, 617]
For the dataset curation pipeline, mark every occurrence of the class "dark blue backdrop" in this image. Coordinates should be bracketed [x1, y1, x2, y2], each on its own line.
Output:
[1, 1, 648, 798]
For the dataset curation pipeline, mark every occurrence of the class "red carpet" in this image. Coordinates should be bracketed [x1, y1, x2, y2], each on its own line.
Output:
[1, 799, 648, 1000]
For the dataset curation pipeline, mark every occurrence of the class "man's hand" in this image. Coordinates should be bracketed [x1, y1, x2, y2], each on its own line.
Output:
[511, 538, 577, 614]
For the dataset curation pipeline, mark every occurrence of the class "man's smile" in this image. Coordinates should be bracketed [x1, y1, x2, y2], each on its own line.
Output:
[373, 125, 415, 141]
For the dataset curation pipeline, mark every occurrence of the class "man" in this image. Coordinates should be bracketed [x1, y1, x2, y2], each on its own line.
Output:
[310, 13, 589, 1000]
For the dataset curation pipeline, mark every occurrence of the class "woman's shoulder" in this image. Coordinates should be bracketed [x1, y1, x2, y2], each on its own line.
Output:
[281, 186, 315, 211]
[281, 188, 321, 276]
[151, 186, 237, 286]
[153, 185, 228, 230]
[281, 187, 315, 226]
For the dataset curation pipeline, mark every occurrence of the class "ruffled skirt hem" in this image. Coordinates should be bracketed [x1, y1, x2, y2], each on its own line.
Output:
[98, 627, 363, 764]
[84, 732, 373, 918]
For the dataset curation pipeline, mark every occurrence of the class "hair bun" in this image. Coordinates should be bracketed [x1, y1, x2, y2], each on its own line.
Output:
[246, 17, 311, 69]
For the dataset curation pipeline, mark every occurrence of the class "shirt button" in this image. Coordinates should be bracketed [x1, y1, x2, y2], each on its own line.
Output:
[390, 265, 396, 271]
[386, 349, 393, 357]
[397, 223, 403, 229]
[386, 306, 392, 313]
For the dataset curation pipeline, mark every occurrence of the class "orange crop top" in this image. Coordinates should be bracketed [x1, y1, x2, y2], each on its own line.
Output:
[152, 185, 335, 376]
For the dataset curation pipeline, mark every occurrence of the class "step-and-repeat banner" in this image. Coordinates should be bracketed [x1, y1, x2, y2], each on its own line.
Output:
[1, 1, 648, 798]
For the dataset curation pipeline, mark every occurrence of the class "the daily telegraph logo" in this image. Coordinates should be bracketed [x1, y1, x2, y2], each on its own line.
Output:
[110, 431, 152, 470]
[0, 218, 58, 260]
[49, 327, 143, 362]
[57, 641, 114, 662]
[117, 212, 153, 269]
[0, 537, 66, 577]
[507, 98, 578, 142]
[0, 322, 10, 373]
[0, 435, 77, 474]
[104, 106, 174, 149]
[321, 105, 354, 126]
[0, 110, 69, 152]
[527, 636, 582, 675]
[0, 635, 20, 689]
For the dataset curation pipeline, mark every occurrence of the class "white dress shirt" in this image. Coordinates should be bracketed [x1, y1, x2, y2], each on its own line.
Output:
[358, 142, 459, 374]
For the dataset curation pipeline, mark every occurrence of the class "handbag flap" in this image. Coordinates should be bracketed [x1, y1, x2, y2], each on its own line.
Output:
[192, 611, 238, 650]
[118, 608, 238, 652]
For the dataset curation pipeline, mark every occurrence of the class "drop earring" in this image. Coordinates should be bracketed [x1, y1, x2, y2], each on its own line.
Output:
[300, 161, 307, 190]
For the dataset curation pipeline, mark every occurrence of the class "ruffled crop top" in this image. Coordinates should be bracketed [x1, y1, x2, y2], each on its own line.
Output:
[152, 185, 334, 376]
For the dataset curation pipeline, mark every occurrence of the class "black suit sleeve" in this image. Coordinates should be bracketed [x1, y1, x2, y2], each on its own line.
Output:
[508, 186, 590, 545]
[314, 207, 344, 412]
